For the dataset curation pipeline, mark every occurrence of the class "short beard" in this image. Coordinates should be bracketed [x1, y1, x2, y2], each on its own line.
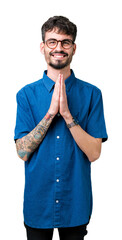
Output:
[49, 60, 70, 70]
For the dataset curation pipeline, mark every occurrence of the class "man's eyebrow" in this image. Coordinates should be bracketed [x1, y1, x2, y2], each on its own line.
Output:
[46, 38, 73, 41]
[47, 38, 56, 40]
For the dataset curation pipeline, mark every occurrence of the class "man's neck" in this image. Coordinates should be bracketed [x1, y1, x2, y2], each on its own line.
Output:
[47, 65, 71, 82]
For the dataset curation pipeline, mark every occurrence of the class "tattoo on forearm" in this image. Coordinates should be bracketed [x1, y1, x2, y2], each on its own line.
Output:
[16, 112, 54, 160]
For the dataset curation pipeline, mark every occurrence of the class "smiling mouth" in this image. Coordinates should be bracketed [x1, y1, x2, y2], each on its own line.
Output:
[50, 52, 68, 59]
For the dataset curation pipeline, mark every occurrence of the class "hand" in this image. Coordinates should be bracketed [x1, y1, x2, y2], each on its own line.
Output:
[59, 74, 71, 119]
[48, 74, 60, 116]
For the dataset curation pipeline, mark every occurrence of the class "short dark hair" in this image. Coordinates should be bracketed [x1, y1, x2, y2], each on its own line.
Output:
[41, 16, 77, 42]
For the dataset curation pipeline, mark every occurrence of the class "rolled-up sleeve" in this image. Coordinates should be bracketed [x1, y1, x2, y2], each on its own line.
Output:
[86, 88, 108, 142]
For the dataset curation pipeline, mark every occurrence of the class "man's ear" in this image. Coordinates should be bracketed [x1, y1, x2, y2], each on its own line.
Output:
[73, 43, 76, 55]
[40, 42, 44, 55]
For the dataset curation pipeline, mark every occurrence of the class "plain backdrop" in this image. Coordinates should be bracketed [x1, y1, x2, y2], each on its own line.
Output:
[0, 0, 122, 239]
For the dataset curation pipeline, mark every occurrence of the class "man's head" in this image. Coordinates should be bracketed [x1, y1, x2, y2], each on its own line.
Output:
[40, 16, 77, 70]
[41, 16, 77, 43]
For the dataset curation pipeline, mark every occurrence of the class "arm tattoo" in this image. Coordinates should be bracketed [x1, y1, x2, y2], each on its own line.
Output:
[16, 112, 54, 160]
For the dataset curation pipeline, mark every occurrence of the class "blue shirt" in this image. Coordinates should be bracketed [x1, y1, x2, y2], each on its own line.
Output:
[14, 70, 108, 229]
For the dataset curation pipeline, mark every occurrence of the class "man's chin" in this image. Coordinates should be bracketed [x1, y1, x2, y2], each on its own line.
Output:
[49, 62, 69, 70]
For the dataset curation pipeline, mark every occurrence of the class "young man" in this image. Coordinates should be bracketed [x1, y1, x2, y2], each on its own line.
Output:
[14, 16, 108, 240]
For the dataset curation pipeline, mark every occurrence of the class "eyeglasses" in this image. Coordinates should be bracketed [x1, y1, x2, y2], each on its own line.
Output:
[44, 38, 74, 49]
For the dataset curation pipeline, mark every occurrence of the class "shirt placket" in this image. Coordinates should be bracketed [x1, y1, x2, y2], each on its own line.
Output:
[54, 112, 62, 227]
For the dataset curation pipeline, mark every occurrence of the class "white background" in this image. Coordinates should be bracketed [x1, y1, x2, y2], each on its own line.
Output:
[0, 0, 122, 239]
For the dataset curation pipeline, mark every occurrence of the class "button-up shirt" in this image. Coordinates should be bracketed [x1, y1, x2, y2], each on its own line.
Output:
[14, 70, 108, 229]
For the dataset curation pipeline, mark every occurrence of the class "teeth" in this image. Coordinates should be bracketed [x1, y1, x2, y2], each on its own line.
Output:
[55, 55, 64, 58]
[52, 55, 65, 58]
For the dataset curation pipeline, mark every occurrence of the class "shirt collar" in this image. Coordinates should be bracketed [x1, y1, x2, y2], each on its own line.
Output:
[42, 69, 76, 92]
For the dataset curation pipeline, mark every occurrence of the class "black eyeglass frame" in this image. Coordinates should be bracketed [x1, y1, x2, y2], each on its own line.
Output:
[44, 38, 75, 49]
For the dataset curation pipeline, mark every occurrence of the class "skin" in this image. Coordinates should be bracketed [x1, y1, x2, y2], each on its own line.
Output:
[16, 112, 55, 161]
[16, 28, 102, 162]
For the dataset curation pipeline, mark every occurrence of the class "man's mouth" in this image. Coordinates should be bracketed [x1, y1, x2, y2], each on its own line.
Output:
[50, 52, 68, 59]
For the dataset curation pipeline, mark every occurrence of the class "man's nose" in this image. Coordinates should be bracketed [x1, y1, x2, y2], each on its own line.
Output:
[55, 41, 63, 51]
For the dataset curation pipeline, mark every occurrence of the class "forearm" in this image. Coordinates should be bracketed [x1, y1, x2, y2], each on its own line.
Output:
[16, 112, 54, 161]
[64, 113, 102, 162]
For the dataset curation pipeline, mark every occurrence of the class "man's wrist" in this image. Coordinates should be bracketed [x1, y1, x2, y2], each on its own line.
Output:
[44, 111, 55, 121]
[63, 112, 79, 128]
[63, 112, 73, 124]
[66, 117, 79, 128]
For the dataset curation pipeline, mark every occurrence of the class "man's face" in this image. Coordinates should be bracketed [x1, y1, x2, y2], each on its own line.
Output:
[40, 29, 76, 70]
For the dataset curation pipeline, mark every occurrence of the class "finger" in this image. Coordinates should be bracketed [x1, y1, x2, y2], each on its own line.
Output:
[60, 74, 64, 98]
[58, 75, 61, 98]
[55, 74, 59, 87]
[54, 74, 61, 95]
[61, 74, 66, 98]
[54, 74, 60, 94]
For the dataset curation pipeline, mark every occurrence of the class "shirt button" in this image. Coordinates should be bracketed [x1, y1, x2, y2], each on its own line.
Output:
[57, 113, 60, 116]
[57, 136, 60, 139]
[56, 157, 59, 160]
[56, 179, 59, 182]
[56, 200, 59, 203]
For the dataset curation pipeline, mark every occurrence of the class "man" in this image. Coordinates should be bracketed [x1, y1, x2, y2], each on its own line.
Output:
[14, 16, 108, 240]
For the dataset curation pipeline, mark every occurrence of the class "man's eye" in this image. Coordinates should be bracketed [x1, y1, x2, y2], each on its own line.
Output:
[63, 41, 70, 45]
[49, 41, 56, 45]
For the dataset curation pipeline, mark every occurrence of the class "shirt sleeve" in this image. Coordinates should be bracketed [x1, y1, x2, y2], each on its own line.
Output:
[14, 89, 33, 141]
[86, 88, 108, 142]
